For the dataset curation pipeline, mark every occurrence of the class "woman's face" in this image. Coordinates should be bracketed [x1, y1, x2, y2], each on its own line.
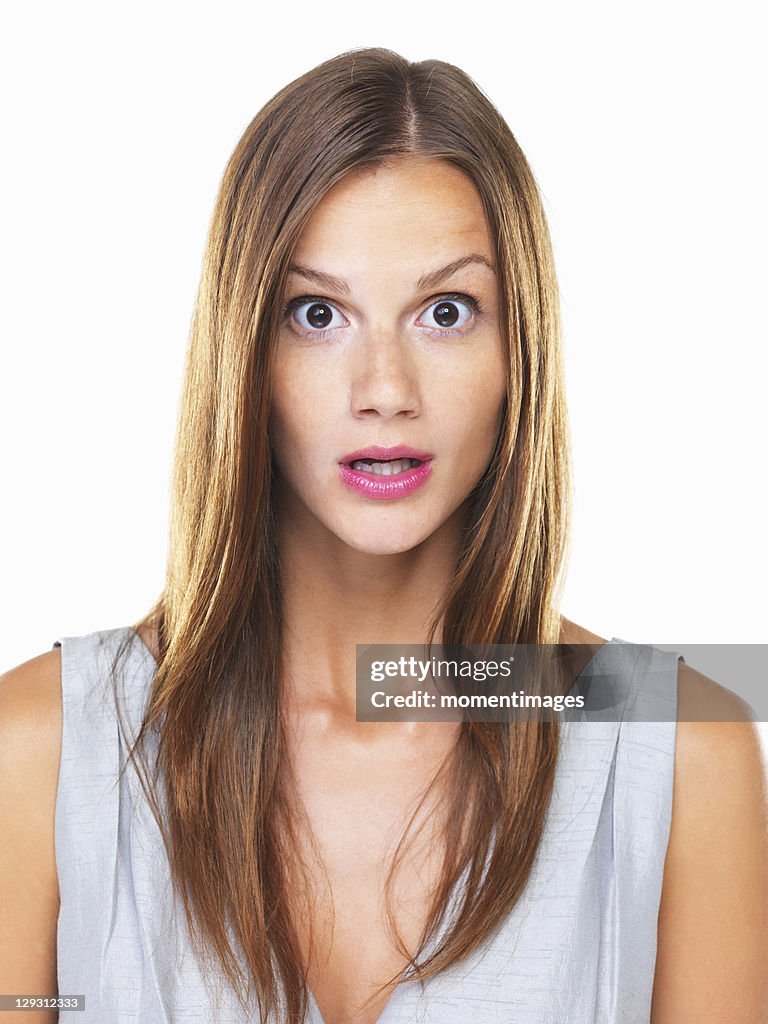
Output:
[269, 156, 506, 556]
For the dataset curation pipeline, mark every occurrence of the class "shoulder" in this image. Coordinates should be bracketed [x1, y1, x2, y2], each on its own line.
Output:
[651, 660, 768, 1022]
[0, 648, 62, 993]
[0, 648, 63, 846]
[0, 648, 63, 790]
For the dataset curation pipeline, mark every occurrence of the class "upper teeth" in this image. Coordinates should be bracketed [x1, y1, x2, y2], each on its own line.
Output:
[350, 458, 421, 475]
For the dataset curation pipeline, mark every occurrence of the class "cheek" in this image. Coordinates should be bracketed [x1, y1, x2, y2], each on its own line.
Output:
[269, 359, 336, 461]
[269, 365, 303, 460]
[449, 368, 506, 451]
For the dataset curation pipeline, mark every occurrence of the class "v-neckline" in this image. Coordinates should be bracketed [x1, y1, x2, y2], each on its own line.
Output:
[306, 977, 409, 1024]
[302, 811, 503, 1024]
[304, 910, 452, 1024]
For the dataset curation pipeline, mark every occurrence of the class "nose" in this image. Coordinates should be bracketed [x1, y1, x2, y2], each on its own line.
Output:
[349, 329, 421, 419]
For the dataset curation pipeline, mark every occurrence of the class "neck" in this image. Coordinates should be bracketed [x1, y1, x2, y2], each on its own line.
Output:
[276, 503, 464, 717]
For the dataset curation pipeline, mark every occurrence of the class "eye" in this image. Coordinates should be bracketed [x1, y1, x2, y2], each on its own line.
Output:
[287, 298, 348, 334]
[417, 294, 479, 333]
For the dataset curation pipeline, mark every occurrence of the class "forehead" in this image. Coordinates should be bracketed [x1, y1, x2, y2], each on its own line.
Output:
[290, 157, 493, 272]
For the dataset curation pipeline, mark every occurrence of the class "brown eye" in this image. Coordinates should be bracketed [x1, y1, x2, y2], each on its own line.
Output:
[306, 303, 333, 328]
[417, 295, 477, 332]
[433, 302, 460, 327]
[290, 299, 347, 333]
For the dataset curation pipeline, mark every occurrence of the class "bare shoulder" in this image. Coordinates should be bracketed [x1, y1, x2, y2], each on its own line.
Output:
[0, 648, 62, 1007]
[0, 647, 63, 805]
[651, 660, 768, 1022]
[0, 646, 63, 730]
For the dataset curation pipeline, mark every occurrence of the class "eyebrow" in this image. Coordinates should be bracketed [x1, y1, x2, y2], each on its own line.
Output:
[286, 253, 496, 296]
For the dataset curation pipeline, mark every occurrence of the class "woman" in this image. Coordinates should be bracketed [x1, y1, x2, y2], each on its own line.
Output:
[1, 47, 766, 1024]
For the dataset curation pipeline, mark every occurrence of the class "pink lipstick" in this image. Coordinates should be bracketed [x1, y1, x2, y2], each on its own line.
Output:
[339, 445, 433, 500]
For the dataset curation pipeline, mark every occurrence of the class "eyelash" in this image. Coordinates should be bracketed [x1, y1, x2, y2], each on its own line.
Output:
[281, 292, 485, 339]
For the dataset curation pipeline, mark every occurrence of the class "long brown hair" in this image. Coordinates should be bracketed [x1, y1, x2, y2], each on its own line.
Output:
[117, 47, 571, 1023]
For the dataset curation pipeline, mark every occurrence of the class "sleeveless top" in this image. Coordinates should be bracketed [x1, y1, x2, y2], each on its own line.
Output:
[53, 626, 682, 1023]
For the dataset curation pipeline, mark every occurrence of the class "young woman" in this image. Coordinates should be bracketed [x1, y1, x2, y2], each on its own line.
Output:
[1, 48, 766, 1024]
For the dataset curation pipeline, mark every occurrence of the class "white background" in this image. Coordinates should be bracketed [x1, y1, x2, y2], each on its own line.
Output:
[1, 2, 765, 742]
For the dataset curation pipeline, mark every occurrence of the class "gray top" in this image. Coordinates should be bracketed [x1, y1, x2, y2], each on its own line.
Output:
[53, 626, 681, 1023]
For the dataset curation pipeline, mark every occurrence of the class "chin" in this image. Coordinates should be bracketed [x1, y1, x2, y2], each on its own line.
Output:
[339, 525, 432, 557]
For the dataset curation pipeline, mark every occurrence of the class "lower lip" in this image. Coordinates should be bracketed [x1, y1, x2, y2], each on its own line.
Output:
[339, 460, 433, 500]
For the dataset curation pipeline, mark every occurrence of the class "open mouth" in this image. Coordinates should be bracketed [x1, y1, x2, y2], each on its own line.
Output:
[347, 457, 423, 476]
[339, 454, 432, 499]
